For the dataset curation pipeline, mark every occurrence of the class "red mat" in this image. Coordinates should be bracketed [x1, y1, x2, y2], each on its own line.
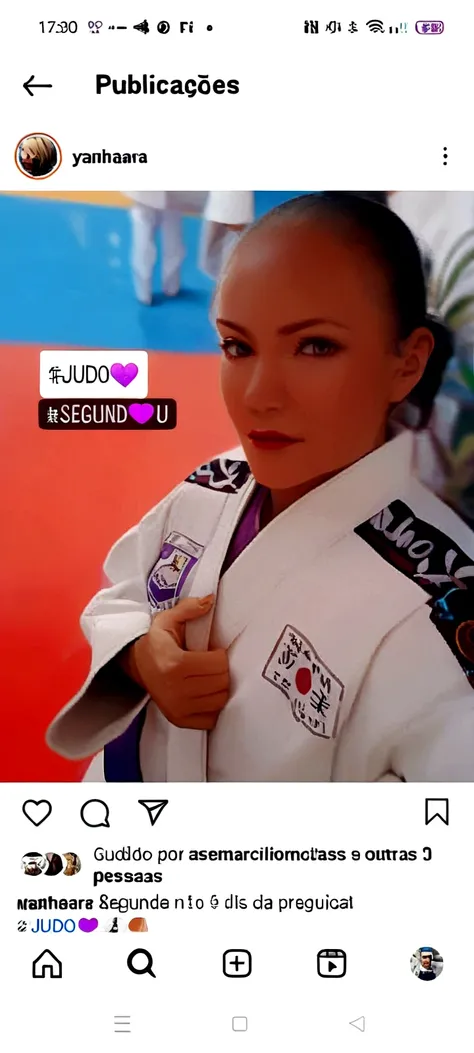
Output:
[0, 344, 236, 780]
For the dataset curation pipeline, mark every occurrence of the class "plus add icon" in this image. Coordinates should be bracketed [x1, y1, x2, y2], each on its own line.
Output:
[223, 949, 252, 978]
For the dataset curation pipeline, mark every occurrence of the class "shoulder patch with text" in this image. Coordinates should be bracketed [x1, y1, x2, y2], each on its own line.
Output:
[185, 456, 251, 494]
[355, 499, 474, 687]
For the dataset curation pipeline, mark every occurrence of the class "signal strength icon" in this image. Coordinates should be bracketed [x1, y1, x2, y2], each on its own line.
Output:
[366, 19, 385, 32]
[389, 23, 408, 33]
[134, 19, 150, 33]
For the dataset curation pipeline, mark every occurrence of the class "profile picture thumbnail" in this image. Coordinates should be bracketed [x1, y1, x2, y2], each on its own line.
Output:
[15, 134, 61, 179]
[44, 852, 64, 876]
[411, 946, 444, 980]
[21, 852, 48, 876]
[63, 852, 81, 876]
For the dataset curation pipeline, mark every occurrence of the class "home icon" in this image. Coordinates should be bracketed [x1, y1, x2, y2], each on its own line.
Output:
[32, 949, 62, 979]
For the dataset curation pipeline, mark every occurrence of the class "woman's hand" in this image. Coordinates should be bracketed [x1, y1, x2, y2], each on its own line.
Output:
[121, 595, 230, 730]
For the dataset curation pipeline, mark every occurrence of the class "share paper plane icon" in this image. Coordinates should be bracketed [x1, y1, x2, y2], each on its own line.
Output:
[350, 1017, 365, 1032]
[138, 800, 168, 826]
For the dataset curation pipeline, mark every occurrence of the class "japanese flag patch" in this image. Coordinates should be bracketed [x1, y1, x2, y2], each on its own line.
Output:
[262, 625, 345, 739]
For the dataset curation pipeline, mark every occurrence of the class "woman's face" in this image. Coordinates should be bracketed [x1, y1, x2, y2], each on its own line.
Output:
[20, 147, 34, 167]
[217, 220, 430, 491]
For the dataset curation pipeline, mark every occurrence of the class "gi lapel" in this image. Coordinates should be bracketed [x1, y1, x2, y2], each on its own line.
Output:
[163, 472, 257, 782]
[213, 432, 416, 649]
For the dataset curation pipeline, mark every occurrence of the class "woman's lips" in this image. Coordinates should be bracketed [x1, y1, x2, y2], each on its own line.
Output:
[248, 430, 303, 451]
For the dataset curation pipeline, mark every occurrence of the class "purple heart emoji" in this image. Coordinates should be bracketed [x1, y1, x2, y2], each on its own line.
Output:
[79, 917, 98, 933]
[128, 403, 154, 425]
[110, 362, 139, 387]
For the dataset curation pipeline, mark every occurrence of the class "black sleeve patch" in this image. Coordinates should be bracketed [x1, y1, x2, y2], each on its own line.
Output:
[185, 456, 251, 495]
[355, 499, 474, 688]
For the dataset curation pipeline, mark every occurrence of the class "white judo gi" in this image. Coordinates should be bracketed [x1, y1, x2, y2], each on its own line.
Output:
[125, 191, 254, 302]
[47, 430, 474, 782]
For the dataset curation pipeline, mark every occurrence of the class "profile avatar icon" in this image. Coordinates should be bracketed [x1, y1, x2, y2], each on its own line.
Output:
[63, 852, 81, 876]
[16, 134, 61, 179]
[21, 852, 48, 876]
[44, 852, 64, 876]
[411, 946, 444, 980]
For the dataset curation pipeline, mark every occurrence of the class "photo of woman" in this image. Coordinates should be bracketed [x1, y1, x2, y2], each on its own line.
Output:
[16, 135, 60, 179]
[45, 193, 474, 783]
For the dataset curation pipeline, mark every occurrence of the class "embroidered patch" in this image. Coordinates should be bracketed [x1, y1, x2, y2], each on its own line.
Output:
[147, 532, 204, 612]
[186, 456, 251, 494]
[355, 499, 474, 687]
[262, 625, 345, 739]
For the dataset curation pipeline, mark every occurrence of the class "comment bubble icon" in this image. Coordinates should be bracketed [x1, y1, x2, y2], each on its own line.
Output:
[80, 799, 110, 828]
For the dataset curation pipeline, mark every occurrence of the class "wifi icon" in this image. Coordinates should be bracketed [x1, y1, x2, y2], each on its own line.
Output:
[366, 19, 385, 32]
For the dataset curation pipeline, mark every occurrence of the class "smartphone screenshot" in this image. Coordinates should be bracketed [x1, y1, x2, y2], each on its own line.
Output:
[1, 3, 473, 1049]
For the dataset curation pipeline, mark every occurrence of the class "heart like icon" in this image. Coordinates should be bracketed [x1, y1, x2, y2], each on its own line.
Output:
[79, 918, 99, 933]
[128, 403, 154, 425]
[22, 799, 52, 827]
[110, 362, 139, 387]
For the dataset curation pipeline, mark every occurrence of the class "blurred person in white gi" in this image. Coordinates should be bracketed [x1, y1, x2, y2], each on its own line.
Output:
[47, 194, 474, 783]
[125, 191, 254, 304]
[390, 192, 474, 292]
[390, 192, 474, 518]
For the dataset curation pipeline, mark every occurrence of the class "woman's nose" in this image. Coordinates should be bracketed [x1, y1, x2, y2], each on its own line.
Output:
[244, 357, 285, 412]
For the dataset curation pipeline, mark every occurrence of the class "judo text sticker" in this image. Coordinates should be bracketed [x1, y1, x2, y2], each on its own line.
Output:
[262, 625, 344, 739]
[147, 532, 204, 611]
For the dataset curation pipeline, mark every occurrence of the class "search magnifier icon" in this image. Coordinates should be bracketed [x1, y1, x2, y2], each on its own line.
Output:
[127, 948, 156, 978]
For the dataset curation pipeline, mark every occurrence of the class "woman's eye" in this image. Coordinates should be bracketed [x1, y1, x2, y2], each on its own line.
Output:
[296, 337, 340, 357]
[219, 338, 252, 359]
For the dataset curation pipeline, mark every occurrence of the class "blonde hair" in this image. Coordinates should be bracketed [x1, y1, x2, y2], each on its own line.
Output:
[21, 136, 55, 165]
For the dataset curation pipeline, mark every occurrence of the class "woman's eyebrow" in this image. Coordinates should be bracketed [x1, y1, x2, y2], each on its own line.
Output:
[215, 316, 350, 337]
[215, 318, 250, 336]
[277, 317, 350, 335]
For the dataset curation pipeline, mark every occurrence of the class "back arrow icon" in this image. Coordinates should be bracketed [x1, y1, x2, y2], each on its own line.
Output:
[350, 1017, 365, 1032]
[23, 75, 53, 97]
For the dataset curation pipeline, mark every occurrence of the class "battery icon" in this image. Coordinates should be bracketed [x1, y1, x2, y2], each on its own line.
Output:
[415, 21, 444, 34]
